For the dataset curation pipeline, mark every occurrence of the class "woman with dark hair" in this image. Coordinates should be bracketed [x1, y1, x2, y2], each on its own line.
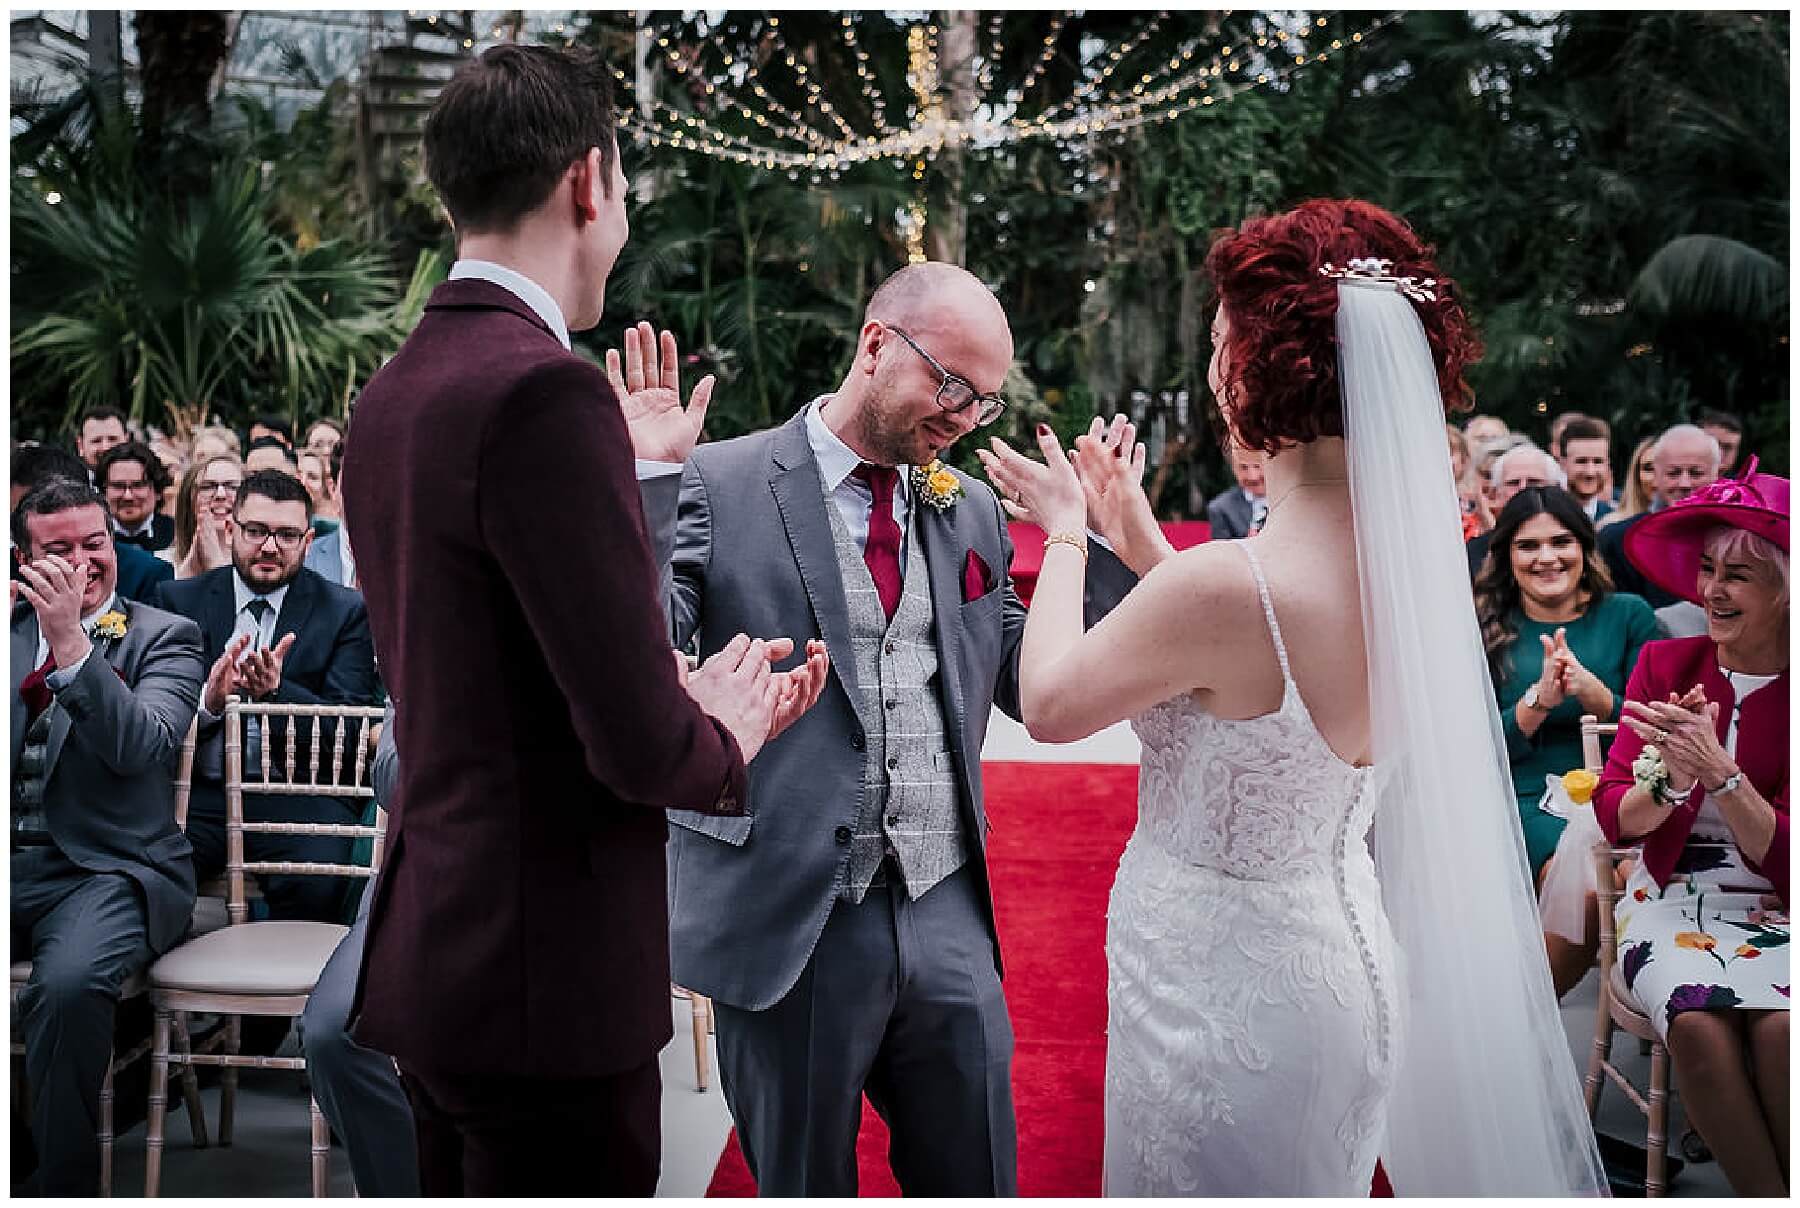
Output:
[1476, 487, 1658, 881]
[1474, 486, 1658, 997]
[981, 200, 1606, 1195]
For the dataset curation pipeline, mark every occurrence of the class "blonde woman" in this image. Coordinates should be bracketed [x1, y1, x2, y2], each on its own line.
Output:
[172, 453, 243, 579]
[1600, 435, 1658, 529]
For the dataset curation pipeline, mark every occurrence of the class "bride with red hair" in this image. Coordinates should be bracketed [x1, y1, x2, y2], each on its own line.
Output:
[982, 199, 1606, 1195]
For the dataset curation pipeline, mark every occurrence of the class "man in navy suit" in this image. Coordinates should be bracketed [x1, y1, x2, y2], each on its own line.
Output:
[154, 469, 378, 923]
[11, 444, 171, 605]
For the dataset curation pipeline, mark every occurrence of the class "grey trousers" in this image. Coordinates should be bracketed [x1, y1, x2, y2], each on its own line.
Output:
[713, 863, 1018, 1197]
[11, 846, 154, 1196]
[298, 883, 420, 1196]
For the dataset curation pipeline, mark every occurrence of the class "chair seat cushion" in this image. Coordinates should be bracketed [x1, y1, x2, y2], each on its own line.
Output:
[150, 921, 349, 996]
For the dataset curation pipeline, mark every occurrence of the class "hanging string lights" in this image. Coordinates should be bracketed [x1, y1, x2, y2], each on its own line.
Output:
[616, 11, 1399, 178]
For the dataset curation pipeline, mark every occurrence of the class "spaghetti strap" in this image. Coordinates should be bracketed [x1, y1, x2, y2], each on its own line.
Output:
[1235, 541, 1293, 684]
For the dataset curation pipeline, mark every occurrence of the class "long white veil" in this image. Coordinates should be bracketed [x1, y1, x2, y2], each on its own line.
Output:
[1337, 280, 1609, 1196]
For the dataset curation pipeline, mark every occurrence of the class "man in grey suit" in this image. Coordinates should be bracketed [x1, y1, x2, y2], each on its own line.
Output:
[1204, 441, 1267, 540]
[627, 263, 1136, 1195]
[10, 479, 204, 1194]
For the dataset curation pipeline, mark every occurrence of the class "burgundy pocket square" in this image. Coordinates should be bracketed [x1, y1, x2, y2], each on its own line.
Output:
[962, 550, 995, 602]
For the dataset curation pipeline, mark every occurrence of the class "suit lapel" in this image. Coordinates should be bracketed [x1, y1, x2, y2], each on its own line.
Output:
[275, 570, 316, 654]
[205, 571, 238, 658]
[768, 414, 870, 733]
[915, 499, 969, 741]
[13, 607, 38, 760]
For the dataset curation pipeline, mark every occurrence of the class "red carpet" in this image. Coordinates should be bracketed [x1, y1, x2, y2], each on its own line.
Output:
[705, 761, 1397, 1197]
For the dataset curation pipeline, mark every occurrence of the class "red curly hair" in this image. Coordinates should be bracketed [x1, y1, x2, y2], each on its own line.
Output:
[1204, 199, 1482, 455]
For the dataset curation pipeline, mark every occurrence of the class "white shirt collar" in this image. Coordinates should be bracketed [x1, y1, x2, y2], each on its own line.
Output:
[232, 571, 291, 621]
[113, 515, 155, 539]
[804, 396, 912, 495]
[447, 259, 572, 350]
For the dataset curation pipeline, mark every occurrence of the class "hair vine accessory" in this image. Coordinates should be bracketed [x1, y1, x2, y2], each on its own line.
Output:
[1319, 257, 1439, 304]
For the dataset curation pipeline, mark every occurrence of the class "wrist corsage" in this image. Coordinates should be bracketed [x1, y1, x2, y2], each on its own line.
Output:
[1632, 744, 1670, 800]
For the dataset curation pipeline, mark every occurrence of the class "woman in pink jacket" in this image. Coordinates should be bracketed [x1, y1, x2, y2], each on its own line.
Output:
[1595, 462, 1788, 1196]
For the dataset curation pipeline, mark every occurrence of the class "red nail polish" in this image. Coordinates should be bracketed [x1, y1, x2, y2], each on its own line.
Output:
[1036, 424, 1050, 437]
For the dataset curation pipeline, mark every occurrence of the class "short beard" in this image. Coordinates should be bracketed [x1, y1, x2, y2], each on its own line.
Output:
[234, 554, 300, 593]
[852, 387, 925, 467]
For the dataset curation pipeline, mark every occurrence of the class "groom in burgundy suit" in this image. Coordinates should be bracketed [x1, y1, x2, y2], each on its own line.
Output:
[341, 46, 825, 1195]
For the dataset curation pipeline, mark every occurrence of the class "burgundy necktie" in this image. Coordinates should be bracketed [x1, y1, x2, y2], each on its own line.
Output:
[20, 653, 56, 724]
[852, 463, 902, 622]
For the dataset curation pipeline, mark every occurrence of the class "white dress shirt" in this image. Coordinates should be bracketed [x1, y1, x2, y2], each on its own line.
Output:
[803, 395, 912, 549]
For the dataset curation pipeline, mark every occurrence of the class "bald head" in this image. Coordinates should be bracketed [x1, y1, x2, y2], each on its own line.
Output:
[865, 263, 1013, 360]
[1652, 423, 1721, 504]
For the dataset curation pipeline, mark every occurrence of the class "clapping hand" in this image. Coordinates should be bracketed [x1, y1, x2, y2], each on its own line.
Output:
[1622, 686, 1732, 789]
[1530, 629, 1572, 711]
[605, 321, 715, 464]
[15, 555, 92, 666]
[238, 633, 298, 702]
[684, 634, 831, 764]
[1540, 629, 1613, 718]
[977, 425, 1088, 536]
[203, 633, 254, 714]
[1070, 415, 1170, 575]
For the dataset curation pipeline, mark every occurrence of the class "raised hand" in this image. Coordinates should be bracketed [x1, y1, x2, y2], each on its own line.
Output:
[17, 555, 92, 667]
[1622, 696, 1732, 788]
[1533, 629, 1571, 710]
[604, 321, 715, 464]
[770, 639, 830, 741]
[684, 633, 781, 764]
[204, 632, 254, 714]
[238, 633, 298, 701]
[976, 426, 1088, 536]
[1070, 415, 1170, 575]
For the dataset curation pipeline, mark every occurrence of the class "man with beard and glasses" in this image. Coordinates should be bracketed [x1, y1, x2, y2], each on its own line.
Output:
[154, 470, 378, 926]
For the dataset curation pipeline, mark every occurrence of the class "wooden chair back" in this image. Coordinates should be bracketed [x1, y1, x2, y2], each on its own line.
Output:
[222, 696, 388, 925]
[173, 713, 199, 832]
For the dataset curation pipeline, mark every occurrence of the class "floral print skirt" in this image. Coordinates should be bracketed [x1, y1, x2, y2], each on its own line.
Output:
[1614, 840, 1790, 1042]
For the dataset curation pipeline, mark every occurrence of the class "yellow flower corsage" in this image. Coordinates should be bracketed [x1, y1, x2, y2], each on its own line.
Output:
[913, 460, 963, 511]
[90, 610, 128, 641]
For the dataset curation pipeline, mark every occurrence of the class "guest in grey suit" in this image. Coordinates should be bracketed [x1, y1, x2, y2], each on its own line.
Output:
[298, 699, 418, 1196]
[304, 525, 355, 589]
[10, 480, 204, 1194]
[1204, 441, 1267, 540]
[628, 264, 1137, 1196]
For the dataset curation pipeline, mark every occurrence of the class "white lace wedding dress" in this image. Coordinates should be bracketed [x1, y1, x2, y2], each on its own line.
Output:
[1103, 541, 1405, 1196]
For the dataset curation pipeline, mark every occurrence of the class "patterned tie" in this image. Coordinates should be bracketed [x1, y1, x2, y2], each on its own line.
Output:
[852, 463, 903, 622]
[20, 654, 56, 724]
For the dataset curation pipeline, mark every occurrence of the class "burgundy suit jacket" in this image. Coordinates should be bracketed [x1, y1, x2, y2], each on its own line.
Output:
[341, 279, 746, 1079]
[1594, 635, 1789, 905]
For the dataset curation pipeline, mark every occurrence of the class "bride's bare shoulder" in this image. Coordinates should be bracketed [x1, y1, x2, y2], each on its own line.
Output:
[1135, 540, 1261, 617]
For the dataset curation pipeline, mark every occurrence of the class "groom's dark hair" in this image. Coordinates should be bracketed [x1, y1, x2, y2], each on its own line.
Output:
[424, 44, 618, 236]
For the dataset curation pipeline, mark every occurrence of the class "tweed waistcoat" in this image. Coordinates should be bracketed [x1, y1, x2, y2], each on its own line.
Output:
[823, 486, 967, 903]
[13, 708, 55, 847]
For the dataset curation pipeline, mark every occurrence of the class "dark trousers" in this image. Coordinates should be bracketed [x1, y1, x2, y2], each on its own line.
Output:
[11, 847, 154, 1196]
[298, 884, 419, 1196]
[185, 786, 356, 923]
[399, 1057, 661, 1196]
[713, 863, 1018, 1197]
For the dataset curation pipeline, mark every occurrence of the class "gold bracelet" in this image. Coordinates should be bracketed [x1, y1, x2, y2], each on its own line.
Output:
[1044, 531, 1089, 561]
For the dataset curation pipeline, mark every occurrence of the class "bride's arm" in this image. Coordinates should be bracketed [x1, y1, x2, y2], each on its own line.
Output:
[980, 427, 1235, 743]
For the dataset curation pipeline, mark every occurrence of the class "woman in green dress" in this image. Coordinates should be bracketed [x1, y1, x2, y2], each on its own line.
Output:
[1475, 486, 1659, 996]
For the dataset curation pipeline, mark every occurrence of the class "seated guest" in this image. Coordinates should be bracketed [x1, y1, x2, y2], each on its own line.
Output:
[244, 435, 298, 477]
[305, 417, 345, 462]
[298, 699, 419, 1196]
[11, 479, 204, 1194]
[97, 441, 176, 553]
[11, 444, 170, 605]
[1205, 441, 1267, 539]
[1597, 467, 1788, 1197]
[1555, 418, 1616, 524]
[1465, 413, 1510, 446]
[171, 454, 243, 580]
[1600, 436, 1659, 530]
[1474, 487, 1657, 995]
[1696, 407, 1745, 476]
[305, 441, 357, 588]
[188, 425, 241, 463]
[1466, 443, 1565, 576]
[1600, 424, 1721, 607]
[74, 406, 129, 475]
[154, 470, 378, 923]
[248, 414, 294, 451]
[1447, 423, 1492, 538]
[297, 450, 341, 536]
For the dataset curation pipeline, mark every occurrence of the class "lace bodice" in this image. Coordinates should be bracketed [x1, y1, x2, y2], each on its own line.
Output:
[1130, 543, 1374, 881]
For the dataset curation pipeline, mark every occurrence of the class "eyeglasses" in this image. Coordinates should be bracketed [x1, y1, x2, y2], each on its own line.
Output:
[199, 479, 243, 496]
[881, 324, 1007, 427]
[236, 521, 309, 550]
[105, 478, 152, 494]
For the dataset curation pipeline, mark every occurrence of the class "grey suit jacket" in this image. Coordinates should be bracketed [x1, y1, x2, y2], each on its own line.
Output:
[11, 598, 205, 953]
[1206, 487, 1257, 541]
[305, 529, 348, 587]
[657, 407, 1136, 1010]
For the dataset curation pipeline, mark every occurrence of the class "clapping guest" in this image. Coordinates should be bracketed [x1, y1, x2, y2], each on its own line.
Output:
[1474, 487, 1658, 993]
[1597, 468, 1788, 1197]
[11, 444, 171, 605]
[97, 441, 176, 553]
[154, 470, 379, 924]
[171, 454, 243, 580]
[11, 479, 204, 1194]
